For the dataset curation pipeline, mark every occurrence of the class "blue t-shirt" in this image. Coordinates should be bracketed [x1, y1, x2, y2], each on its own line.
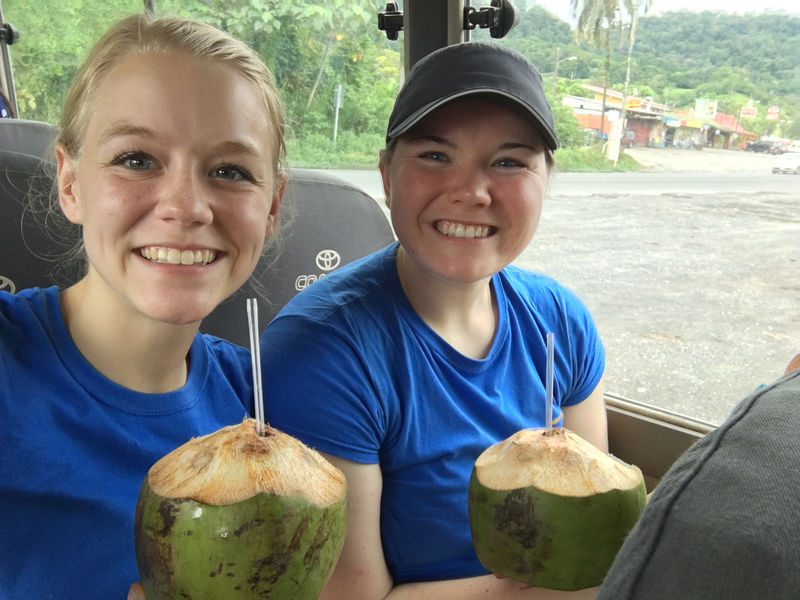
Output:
[0, 92, 10, 118]
[261, 243, 605, 584]
[0, 287, 254, 599]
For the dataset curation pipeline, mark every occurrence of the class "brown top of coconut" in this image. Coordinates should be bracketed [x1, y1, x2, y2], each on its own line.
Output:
[147, 419, 346, 506]
[474, 428, 642, 496]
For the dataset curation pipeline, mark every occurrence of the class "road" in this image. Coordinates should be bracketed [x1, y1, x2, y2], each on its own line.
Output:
[318, 147, 799, 424]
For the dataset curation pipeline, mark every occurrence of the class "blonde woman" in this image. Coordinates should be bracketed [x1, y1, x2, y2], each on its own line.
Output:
[0, 14, 286, 599]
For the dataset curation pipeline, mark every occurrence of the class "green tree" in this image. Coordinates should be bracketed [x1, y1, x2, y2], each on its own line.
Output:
[617, 0, 651, 135]
[4, 0, 141, 123]
[168, 0, 376, 131]
[571, 0, 619, 136]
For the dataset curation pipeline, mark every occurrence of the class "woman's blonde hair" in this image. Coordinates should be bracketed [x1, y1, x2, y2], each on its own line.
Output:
[59, 13, 286, 176]
[38, 13, 288, 285]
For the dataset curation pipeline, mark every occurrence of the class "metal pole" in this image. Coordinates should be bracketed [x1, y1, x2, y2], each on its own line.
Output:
[553, 47, 560, 81]
[332, 83, 343, 146]
[403, 0, 464, 75]
[333, 107, 340, 146]
[0, 1, 19, 117]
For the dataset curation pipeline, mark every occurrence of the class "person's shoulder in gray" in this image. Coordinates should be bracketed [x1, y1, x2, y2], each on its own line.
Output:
[598, 354, 800, 599]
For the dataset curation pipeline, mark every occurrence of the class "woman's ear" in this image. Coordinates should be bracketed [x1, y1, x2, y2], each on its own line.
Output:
[264, 172, 287, 239]
[55, 143, 83, 225]
[379, 159, 391, 209]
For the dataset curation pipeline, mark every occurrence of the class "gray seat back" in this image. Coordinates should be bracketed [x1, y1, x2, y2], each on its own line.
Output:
[201, 169, 394, 345]
[0, 121, 395, 346]
[0, 119, 59, 157]
[0, 149, 69, 294]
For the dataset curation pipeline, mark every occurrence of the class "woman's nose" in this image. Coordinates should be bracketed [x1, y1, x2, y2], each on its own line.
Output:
[154, 167, 214, 225]
[447, 168, 492, 206]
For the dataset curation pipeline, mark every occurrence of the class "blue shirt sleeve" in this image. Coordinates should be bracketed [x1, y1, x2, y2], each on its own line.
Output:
[261, 314, 385, 463]
[558, 284, 605, 407]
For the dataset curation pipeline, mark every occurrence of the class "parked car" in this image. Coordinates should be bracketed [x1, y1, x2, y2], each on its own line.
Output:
[620, 129, 636, 148]
[745, 140, 783, 154]
[771, 152, 800, 174]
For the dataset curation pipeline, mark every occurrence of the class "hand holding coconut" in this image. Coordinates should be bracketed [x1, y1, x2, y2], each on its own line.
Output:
[134, 301, 347, 599]
[469, 335, 644, 591]
[134, 419, 347, 599]
[469, 427, 646, 590]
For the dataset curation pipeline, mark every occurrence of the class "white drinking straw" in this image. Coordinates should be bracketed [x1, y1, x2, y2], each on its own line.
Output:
[545, 332, 555, 433]
[247, 298, 266, 436]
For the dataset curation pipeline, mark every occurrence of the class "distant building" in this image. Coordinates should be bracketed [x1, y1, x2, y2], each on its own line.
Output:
[561, 84, 754, 149]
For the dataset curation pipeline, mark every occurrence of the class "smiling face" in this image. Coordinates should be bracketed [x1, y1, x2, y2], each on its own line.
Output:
[56, 50, 283, 326]
[380, 96, 550, 288]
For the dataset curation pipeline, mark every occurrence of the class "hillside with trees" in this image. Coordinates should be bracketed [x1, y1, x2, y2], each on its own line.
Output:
[4, 0, 798, 166]
[495, 5, 799, 138]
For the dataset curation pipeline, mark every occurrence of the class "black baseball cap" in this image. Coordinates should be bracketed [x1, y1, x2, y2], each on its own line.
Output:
[385, 42, 558, 150]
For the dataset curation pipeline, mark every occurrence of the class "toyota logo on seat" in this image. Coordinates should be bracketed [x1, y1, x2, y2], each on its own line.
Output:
[316, 249, 341, 271]
[0, 276, 15, 294]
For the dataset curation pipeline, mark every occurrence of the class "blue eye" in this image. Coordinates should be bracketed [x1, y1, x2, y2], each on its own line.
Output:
[112, 152, 153, 170]
[421, 150, 448, 162]
[495, 157, 523, 168]
[213, 165, 253, 182]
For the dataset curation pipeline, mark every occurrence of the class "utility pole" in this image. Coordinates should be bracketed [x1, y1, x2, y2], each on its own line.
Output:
[553, 47, 577, 83]
[332, 83, 344, 146]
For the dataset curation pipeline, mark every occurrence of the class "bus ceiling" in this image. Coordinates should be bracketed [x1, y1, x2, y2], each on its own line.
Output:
[378, 0, 519, 74]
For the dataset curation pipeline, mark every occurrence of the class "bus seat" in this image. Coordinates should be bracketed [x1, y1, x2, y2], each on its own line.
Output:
[0, 149, 62, 294]
[0, 149, 395, 347]
[0, 118, 58, 157]
[199, 168, 395, 346]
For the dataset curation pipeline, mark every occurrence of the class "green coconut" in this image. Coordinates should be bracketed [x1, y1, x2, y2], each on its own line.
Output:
[134, 418, 347, 600]
[468, 427, 646, 591]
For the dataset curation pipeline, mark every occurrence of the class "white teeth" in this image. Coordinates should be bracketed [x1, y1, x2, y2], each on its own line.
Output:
[436, 221, 490, 239]
[140, 246, 216, 265]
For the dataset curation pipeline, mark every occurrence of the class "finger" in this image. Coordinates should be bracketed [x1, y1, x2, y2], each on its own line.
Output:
[127, 582, 146, 600]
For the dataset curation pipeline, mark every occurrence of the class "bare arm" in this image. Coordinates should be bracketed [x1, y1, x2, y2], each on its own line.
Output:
[319, 454, 598, 600]
[562, 376, 608, 451]
[319, 455, 393, 600]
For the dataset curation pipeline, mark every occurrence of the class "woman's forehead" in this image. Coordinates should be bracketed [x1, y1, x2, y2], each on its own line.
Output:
[407, 96, 547, 146]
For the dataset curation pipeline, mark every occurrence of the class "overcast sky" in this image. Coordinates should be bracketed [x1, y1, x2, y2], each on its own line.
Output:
[530, 0, 800, 22]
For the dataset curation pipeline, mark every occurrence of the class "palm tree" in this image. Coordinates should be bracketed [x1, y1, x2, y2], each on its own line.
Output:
[570, 0, 618, 139]
[618, 0, 652, 138]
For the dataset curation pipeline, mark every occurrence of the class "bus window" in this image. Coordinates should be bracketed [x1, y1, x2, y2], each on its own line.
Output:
[2, 0, 798, 433]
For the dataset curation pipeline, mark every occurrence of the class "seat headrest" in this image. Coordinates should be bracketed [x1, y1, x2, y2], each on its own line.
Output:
[0, 119, 59, 158]
[200, 168, 395, 345]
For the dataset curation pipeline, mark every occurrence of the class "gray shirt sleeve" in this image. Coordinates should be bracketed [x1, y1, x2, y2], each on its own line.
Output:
[598, 369, 800, 599]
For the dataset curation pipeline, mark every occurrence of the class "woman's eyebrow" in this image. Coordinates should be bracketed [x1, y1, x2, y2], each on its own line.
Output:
[406, 134, 454, 147]
[98, 123, 156, 146]
[407, 133, 541, 153]
[97, 124, 263, 157]
[209, 139, 264, 157]
[498, 141, 540, 152]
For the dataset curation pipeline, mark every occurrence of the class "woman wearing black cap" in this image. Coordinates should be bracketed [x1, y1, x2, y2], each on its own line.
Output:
[261, 42, 605, 599]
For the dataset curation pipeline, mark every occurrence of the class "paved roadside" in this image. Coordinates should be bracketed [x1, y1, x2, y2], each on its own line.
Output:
[624, 145, 778, 174]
